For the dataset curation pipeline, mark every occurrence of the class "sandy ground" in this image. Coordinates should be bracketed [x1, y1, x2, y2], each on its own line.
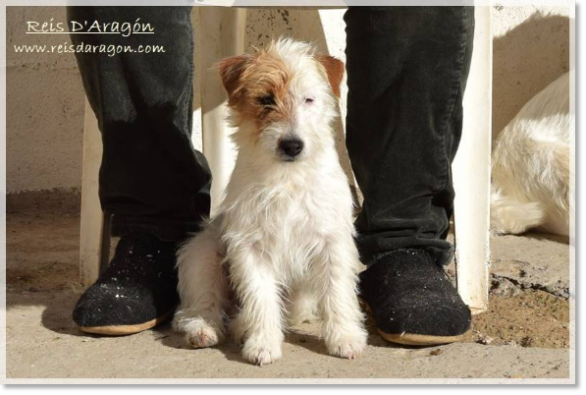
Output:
[5, 210, 572, 381]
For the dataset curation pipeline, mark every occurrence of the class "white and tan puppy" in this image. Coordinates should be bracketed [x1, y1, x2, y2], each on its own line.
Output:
[173, 38, 367, 365]
[491, 72, 573, 236]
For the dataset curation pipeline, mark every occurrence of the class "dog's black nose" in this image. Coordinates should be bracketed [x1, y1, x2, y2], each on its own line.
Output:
[279, 138, 304, 158]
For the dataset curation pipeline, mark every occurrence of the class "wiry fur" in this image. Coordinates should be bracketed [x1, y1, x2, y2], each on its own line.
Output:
[491, 72, 573, 236]
[173, 38, 367, 365]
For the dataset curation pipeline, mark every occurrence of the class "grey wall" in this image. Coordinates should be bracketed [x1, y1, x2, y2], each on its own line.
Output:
[492, 6, 570, 138]
[7, 6, 84, 196]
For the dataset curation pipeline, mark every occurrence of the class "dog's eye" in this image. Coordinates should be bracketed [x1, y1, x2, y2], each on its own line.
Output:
[305, 97, 315, 104]
[258, 95, 276, 107]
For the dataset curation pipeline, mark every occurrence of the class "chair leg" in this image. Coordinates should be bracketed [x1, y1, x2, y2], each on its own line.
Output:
[80, 99, 107, 287]
[198, 7, 247, 214]
[453, 6, 493, 314]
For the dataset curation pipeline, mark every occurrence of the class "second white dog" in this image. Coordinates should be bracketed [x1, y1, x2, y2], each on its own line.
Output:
[491, 72, 573, 236]
[173, 38, 368, 366]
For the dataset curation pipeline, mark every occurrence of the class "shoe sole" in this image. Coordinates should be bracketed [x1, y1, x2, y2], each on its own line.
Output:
[377, 330, 466, 346]
[360, 299, 468, 346]
[79, 311, 172, 336]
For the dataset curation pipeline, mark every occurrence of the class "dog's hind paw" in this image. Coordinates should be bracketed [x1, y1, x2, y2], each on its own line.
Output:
[186, 328, 219, 348]
[326, 333, 367, 360]
[181, 320, 223, 349]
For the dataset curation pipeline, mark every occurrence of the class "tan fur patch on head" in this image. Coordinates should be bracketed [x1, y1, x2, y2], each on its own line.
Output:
[218, 54, 254, 105]
[218, 49, 295, 134]
[316, 55, 345, 98]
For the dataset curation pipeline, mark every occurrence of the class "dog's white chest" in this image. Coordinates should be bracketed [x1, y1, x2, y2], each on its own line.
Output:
[221, 175, 344, 276]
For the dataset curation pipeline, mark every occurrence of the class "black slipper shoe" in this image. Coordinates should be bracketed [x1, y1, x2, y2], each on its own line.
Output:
[359, 249, 471, 346]
[72, 233, 180, 336]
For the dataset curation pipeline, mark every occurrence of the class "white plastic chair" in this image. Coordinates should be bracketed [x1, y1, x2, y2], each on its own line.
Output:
[80, 6, 492, 314]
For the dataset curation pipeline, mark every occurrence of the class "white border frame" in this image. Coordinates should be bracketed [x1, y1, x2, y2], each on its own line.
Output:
[0, 0, 578, 386]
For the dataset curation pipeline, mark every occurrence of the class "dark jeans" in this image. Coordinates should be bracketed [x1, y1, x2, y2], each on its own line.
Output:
[68, 7, 211, 242]
[68, 6, 474, 266]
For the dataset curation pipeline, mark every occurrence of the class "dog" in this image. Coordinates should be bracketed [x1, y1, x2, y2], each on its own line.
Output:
[491, 72, 573, 236]
[173, 38, 368, 366]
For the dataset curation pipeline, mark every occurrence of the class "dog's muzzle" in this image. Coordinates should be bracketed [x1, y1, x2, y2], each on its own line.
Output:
[278, 138, 304, 161]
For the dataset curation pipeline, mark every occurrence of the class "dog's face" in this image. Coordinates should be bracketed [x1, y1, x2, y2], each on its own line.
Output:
[218, 39, 344, 163]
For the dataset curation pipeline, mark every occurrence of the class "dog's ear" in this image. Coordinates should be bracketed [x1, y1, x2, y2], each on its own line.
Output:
[316, 55, 345, 98]
[218, 55, 253, 103]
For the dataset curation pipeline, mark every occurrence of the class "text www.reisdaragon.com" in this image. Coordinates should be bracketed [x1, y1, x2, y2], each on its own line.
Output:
[13, 42, 166, 57]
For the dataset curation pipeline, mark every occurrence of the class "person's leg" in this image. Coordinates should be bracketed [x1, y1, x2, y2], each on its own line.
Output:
[344, 6, 474, 344]
[68, 6, 211, 334]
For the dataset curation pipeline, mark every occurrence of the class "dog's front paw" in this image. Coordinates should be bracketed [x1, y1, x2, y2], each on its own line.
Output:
[242, 336, 282, 366]
[326, 330, 367, 360]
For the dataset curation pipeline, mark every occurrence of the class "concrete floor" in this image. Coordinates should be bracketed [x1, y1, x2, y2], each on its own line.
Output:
[4, 211, 573, 383]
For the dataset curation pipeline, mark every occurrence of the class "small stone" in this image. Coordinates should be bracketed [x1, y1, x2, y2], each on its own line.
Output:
[520, 336, 533, 347]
